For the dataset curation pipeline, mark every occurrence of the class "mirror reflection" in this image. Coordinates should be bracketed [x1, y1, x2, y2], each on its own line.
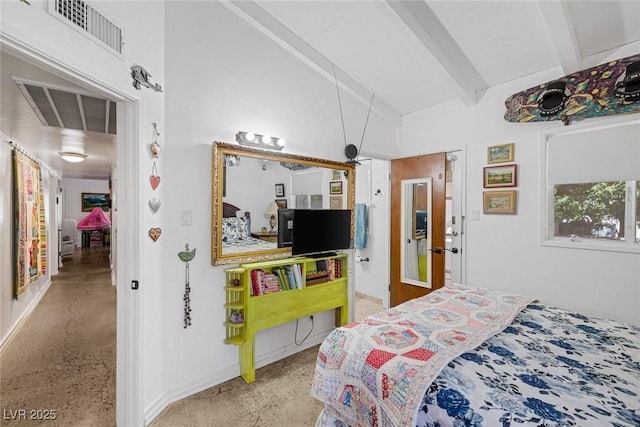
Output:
[401, 178, 432, 288]
[212, 142, 355, 265]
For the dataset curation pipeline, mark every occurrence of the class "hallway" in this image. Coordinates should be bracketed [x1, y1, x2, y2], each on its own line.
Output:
[1, 247, 115, 426]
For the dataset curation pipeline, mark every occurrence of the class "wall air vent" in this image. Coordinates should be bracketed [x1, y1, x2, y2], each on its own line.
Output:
[49, 0, 124, 56]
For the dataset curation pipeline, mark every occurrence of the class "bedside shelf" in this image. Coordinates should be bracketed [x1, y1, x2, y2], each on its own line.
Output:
[223, 253, 348, 383]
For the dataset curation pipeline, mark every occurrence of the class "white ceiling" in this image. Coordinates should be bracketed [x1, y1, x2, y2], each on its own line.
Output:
[2, 0, 639, 180]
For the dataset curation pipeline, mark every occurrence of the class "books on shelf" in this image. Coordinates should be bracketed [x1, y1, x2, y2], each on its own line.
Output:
[249, 257, 344, 296]
[251, 264, 305, 296]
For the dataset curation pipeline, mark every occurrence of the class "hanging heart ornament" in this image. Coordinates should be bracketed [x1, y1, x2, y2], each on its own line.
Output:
[150, 175, 161, 190]
[149, 141, 161, 158]
[149, 197, 161, 213]
[149, 227, 162, 241]
[150, 161, 160, 190]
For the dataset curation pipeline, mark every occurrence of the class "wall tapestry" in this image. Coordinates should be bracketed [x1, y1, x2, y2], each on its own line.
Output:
[13, 150, 47, 297]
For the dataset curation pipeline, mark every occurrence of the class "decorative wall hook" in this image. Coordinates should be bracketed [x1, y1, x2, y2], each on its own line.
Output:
[149, 123, 161, 158]
[130, 64, 163, 92]
[178, 244, 197, 329]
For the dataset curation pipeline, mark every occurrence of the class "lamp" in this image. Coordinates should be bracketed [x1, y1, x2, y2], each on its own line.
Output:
[236, 131, 285, 151]
[264, 201, 279, 232]
[58, 152, 88, 163]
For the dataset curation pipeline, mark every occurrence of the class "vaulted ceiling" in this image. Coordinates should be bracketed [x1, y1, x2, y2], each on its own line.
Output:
[2, 1, 639, 179]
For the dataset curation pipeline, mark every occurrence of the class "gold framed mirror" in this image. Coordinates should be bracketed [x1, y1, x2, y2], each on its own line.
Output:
[211, 142, 356, 265]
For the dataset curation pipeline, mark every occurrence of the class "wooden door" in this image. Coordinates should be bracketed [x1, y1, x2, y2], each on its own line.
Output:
[390, 153, 446, 306]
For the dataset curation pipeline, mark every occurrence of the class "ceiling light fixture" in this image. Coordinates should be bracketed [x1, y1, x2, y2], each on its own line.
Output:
[58, 152, 88, 163]
[236, 131, 285, 151]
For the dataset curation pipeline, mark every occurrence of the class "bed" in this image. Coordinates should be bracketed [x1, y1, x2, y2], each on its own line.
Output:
[221, 202, 277, 254]
[311, 283, 640, 427]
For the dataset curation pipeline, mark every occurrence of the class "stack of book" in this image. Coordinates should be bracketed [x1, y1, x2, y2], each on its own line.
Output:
[305, 270, 329, 286]
[251, 265, 304, 296]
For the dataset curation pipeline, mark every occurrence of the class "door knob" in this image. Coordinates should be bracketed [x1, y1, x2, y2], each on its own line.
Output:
[428, 247, 443, 254]
[445, 247, 459, 254]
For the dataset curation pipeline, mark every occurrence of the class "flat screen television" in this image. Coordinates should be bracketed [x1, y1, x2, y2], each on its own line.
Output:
[277, 208, 295, 248]
[291, 209, 351, 257]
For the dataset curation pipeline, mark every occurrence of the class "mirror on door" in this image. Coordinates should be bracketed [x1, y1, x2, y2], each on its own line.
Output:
[401, 178, 432, 288]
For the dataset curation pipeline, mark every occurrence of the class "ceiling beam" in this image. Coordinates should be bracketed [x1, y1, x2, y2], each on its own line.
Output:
[381, 0, 486, 107]
[221, 0, 401, 127]
[538, 0, 582, 74]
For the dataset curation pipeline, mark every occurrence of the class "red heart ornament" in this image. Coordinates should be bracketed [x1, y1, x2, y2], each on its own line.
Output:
[150, 174, 161, 190]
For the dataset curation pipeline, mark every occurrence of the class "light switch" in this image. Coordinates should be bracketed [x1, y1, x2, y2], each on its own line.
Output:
[180, 210, 192, 226]
[472, 209, 480, 221]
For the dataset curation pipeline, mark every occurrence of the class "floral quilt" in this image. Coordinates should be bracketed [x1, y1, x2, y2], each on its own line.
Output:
[416, 302, 640, 427]
[311, 284, 534, 427]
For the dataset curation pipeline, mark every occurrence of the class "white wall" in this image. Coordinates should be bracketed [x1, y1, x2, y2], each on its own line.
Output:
[400, 45, 640, 325]
[151, 1, 398, 422]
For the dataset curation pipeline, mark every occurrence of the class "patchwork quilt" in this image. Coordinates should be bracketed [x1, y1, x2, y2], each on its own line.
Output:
[311, 284, 534, 427]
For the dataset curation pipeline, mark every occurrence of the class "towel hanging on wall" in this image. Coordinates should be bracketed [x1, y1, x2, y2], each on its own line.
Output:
[355, 203, 367, 249]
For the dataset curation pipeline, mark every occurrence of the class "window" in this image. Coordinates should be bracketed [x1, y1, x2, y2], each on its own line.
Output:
[544, 119, 640, 252]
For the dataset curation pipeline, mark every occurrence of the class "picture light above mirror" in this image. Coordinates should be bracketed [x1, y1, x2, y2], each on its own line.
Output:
[211, 141, 356, 265]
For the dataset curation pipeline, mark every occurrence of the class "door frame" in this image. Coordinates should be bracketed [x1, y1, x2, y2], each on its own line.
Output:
[1, 34, 142, 425]
[390, 146, 466, 304]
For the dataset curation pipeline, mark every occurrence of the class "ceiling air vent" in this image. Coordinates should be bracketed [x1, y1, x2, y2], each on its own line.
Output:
[14, 78, 117, 135]
[50, 0, 123, 55]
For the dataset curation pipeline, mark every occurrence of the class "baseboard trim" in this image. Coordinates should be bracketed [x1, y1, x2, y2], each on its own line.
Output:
[0, 278, 53, 357]
[144, 329, 330, 425]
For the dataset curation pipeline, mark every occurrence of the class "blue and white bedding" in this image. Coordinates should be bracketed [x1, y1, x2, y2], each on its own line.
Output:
[415, 302, 640, 427]
[222, 236, 276, 254]
[316, 292, 640, 427]
[221, 216, 276, 254]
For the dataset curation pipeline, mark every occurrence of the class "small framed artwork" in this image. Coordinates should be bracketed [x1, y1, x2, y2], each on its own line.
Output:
[483, 190, 517, 215]
[487, 143, 515, 163]
[275, 199, 287, 209]
[275, 183, 285, 197]
[330, 181, 343, 195]
[331, 170, 341, 180]
[329, 196, 343, 209]
[484, 164, 517, 188]
[82, 192, 111, 212]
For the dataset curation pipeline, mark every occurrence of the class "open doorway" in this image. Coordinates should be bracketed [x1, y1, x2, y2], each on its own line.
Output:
[0, 41, 141, 425]
[353, 158, 390, 320]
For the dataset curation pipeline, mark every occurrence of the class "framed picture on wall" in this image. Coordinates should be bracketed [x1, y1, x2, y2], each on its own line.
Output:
[329, 196, 343, 209]
[483, 190, 517, 214]
[483, 164, 517, 188]
[331, 170, 341, 180]
[82, 193, 111, 212]
[275, 183, 285, 198]
[487, 143, 515, 163]
[275, 199, 287, 209]
[330, 181, 343, 195]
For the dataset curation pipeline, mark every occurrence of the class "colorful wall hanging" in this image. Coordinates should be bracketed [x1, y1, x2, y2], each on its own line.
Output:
[504, 54, 640, 124]
[13, 149, 47, 297]
[178, 244, 197, 328]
